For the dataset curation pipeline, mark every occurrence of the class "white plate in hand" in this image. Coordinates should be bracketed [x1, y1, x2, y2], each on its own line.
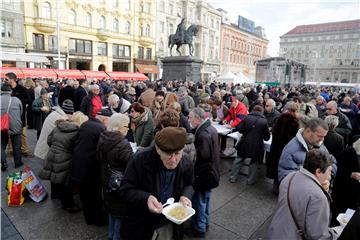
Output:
[162, 202, 195, 225]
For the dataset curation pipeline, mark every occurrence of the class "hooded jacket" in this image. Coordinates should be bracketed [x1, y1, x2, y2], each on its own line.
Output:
[97, 131, 133, 217]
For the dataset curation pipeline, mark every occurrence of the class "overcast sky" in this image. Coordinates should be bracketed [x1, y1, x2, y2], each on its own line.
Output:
[207, 0, 360, 56]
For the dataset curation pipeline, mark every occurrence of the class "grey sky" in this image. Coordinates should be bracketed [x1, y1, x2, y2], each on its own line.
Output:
[207, 0, 360, 56]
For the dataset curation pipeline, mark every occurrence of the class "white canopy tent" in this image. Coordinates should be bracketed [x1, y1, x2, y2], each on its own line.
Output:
[216, 70, 254, 85]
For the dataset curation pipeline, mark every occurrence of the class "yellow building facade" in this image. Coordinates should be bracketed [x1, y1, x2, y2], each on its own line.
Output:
[23, 0, 157, 76]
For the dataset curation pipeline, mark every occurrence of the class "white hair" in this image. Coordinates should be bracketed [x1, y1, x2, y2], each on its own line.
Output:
[88, 84, 99, 92]
[324, 115, 339, 130]
[108, 94, 120, 104]
[267, 99, 276, 108]
[107, 113, 129, 132]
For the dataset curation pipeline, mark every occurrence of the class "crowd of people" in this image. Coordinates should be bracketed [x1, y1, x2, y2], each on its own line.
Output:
[1, 71, 360, 239]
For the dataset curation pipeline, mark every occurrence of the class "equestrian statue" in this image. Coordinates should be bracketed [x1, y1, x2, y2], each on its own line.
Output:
[168, 18, 200, 56]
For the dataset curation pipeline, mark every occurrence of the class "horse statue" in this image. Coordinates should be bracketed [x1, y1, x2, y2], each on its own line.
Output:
[168, 24, 200, 56]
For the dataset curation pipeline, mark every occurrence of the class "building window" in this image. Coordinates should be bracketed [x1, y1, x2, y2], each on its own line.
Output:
[42, 2, 51, 19]
[33, 33, 44, 50]
[211, 19, 214, 28]
[98, 42, 107, 56]
[169, 23, 173, 35]
[113, 44, 131, 57]
[145, 24, 150, 37]
[48, 35, 57, 52]
[69, 38, 92, 54]
[169, 4, 173, 15]
[113, 0, 119, 7]
[85, 12, 92, 27]
[138, 47, 144, 59]
[113, 19, 119, 32]
[146, 48, 152, 59]
[125, 0, 130, 10]
[125, 21, 131, 34]
[1, 19, 13, 38]
[69, 9, 76, 25]
[100, 16, 106, 30]
[144, 3, 151, 13]
[160, 21, 165, 33]
[160, 1, 165, 12]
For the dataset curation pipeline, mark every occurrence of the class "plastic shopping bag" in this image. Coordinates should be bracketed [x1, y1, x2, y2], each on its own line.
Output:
[21, 166, 47, 202]
[7, 172, 25, 207]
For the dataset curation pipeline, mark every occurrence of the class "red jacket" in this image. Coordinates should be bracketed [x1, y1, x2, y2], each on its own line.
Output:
[224, 101, 249, 128]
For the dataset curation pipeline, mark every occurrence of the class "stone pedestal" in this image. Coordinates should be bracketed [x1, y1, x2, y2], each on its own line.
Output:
[161, 56, 203, 82]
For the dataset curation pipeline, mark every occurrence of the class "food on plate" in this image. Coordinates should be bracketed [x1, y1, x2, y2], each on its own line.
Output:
[168, 206, 189, 220]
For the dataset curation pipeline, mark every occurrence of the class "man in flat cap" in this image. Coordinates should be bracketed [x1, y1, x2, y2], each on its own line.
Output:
[119, 127, 194, 240]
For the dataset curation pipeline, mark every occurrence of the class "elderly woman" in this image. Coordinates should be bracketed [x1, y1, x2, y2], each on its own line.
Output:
[324, 115, 344, 161]
[80, 84, 106, 118]
[168, 102, 192, 133]
[97, 113, 133, 240]
[331, 138, 360, 225]
[40, 111, 88, 212]
[130, 102, 154, 147]
[32, 88, 53, 139]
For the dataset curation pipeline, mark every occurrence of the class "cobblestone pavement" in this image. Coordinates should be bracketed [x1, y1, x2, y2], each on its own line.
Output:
[1, 129, 277, 240]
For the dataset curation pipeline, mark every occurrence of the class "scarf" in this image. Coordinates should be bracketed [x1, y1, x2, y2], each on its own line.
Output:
[130, 110, 148, 130]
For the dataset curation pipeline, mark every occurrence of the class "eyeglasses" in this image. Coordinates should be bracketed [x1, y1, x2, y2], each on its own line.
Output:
[161, 150, 182, 159]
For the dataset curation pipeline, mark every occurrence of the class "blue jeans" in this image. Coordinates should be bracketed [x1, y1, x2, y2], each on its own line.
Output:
[108, 215, 121, 240]
[192, 190, 211, 233]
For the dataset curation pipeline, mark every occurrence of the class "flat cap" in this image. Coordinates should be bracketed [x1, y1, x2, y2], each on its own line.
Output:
[155, 127, 187, 153]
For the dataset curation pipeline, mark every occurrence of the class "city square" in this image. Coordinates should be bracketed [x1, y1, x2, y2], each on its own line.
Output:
[1, 0, 360, 240]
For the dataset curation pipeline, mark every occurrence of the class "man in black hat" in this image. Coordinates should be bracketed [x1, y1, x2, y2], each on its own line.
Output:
[119, 127, 194, 240]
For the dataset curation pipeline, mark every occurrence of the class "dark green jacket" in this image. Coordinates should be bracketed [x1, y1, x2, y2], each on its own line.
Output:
[32, 97, 53, 131]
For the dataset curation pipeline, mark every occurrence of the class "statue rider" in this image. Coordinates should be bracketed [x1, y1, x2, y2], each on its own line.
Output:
[174, 18, 186, 44]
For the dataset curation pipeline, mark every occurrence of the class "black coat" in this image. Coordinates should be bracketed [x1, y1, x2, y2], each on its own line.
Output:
[338, 207, 360, 240]
[26, 88, 35, 129]
[331, 148, 360, 221]
[236, 112, 270, 163]
[97, 131, 133, 218]
[264, 109, 281, 128]
[58, 85, 75, 108]
[74, 86, 88, 111]
[267, 113, 299, 179]
[193, 119, 220, 191]
[179, 112, 192, 133]
[71, 118, 106, 184]
[324, 129, 344, 161]
[11, 83, 30, 126]
[119, 146, 194, 240]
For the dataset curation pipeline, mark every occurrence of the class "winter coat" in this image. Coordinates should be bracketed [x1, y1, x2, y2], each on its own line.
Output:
[97, 131, 133, 217]
[71, 118, 106, 184]
[32, 97, 53, 131]
[1, 93, 23, 135]
[11, 83, 30, 126]
[138, 89, 156, 108]
[324, 129, 344, 161]
[331, 148, 360, 220]
[193, 119, 220, 191]
[264, 109, 280, 128]
[333, 111, 352, 138]
[80, 93, 106, 118]
[119, 146, 194, 240]
[74, 86, 88, 111]
[184, 133, 196, 163]
[58, 85, 75, 108]
[339, 103, 359, 134]
[26, 88, 35, 129]
[34, 107, 68, 159]
[132, 108, 154, 147]
[224, 101, 249, 128]
[211, 104, 229, 122]
[236, 112, 271, 163]
[39, 120, 79, 185]
[278, 129, 337, 182]
[267, 113, 299, 179]
[267, 168, 338, 240]
[179, 112, 192, 133]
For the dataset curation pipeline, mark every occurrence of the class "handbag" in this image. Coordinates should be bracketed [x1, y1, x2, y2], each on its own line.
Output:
[106, 164, 124, 193]
[287, 173, 307, 240]
[1, 97, 12, 132]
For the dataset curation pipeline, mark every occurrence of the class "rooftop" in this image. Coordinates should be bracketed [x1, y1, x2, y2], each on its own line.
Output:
[283, 19, 360, 36]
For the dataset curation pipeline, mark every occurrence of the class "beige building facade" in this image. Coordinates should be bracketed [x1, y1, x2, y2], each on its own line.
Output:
[23, 0, 158, 78]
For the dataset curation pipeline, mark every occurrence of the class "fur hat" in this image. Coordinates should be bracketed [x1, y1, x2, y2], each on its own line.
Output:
[155, 127, 186, 153]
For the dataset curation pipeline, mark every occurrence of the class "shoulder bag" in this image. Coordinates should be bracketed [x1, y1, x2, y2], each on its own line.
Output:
[1, 97, 12, 132]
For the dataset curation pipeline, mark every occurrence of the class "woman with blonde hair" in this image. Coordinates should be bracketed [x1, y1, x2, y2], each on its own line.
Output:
[40, 111, 88, 213]
[97, 113, 133, 240]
